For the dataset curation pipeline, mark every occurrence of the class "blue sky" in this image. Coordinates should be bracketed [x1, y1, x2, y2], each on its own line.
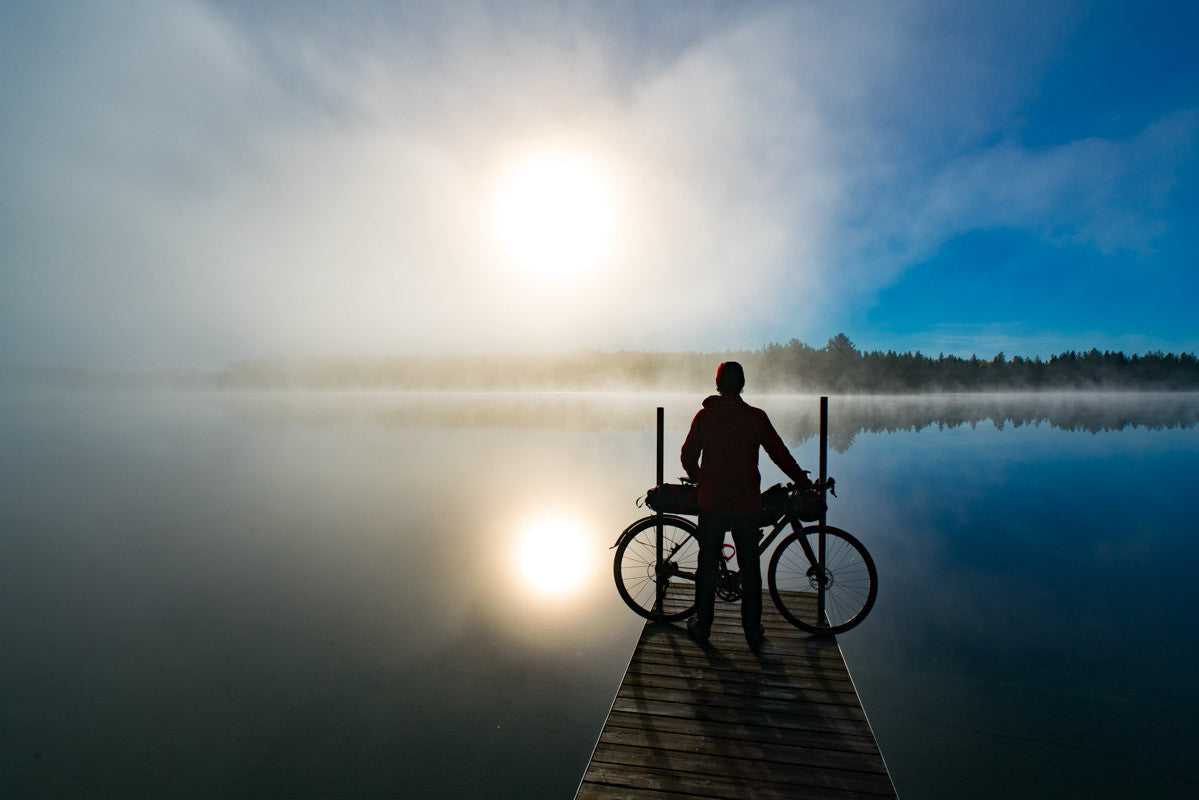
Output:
[2, 0, 1196, 369]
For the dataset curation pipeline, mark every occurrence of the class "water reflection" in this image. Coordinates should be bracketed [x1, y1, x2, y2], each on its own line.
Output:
[512, 514, 594, 597]
[771, 391, 1199, 453]
[3, 388, 1196, 799]
[221, 389, 1199, 453]
[0, 388, 645, 800]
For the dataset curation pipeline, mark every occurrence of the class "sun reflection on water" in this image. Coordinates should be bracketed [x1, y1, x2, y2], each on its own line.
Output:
[512, 514, 594, 597]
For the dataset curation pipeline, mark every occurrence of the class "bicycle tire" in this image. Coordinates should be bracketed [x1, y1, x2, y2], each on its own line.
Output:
[613, 515, 700, 622]
[768, 525, 877, 635]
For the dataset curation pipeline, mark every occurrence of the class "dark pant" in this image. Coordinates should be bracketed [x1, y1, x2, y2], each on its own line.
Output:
[692, 511, 762, 636]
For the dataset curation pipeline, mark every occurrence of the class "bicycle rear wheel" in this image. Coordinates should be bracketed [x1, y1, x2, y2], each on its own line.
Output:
[613, 515, 700, 622]
[768, 525, 877, 635]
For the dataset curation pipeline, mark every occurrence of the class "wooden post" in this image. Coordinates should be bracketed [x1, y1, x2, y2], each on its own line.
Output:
[656, 407, 665, 486]
[817, 396, 828, 627]
[655, 407, 665, 614]
[819, 396, 828, 483]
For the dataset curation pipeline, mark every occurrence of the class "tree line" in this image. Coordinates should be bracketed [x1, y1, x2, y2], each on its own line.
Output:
[211, 334, 1199, 392]
[750, 334, 1199, 392]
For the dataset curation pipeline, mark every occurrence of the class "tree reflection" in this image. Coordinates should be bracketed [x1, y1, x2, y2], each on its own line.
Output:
[768, 393, 1199, 453]
[223, 391, 1199, 454]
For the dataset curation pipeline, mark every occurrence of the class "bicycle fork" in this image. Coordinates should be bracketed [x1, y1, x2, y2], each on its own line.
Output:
[791, 519, 833, 627]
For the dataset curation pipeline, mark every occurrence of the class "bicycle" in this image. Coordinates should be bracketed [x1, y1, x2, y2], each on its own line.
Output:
[612, 479, 877, 635]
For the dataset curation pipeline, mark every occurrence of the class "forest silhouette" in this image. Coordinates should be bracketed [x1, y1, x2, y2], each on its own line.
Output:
[213, 334, 1199, 393]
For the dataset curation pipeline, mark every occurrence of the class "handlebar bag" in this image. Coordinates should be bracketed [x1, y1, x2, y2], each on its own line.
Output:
[789, 485, 827, 522]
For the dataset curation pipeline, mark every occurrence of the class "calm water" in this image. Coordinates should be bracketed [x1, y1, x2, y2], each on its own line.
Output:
[2, 389, 1197, 798]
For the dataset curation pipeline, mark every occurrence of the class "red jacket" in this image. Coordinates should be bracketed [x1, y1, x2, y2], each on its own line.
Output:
[681, 394, 809, 514]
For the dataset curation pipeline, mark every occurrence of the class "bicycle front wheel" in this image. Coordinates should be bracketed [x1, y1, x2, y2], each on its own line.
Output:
[613, 515, 700, 622]
[768, 525, 877, 635]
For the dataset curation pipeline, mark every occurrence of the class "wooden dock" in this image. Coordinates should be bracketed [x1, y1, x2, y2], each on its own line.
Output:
[575, 592, 897, 799]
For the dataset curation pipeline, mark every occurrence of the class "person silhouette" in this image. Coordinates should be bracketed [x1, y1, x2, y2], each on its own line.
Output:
[681, 361, 811, 648]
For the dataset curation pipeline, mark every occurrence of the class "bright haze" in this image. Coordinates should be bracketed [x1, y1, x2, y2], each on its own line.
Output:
[2, 1, 1197, 370]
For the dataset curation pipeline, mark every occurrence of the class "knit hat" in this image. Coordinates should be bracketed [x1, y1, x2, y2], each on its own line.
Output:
[715, 361, 745, 394]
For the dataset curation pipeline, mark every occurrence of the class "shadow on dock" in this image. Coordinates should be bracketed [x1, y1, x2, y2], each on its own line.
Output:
[575, 594, 897, 799]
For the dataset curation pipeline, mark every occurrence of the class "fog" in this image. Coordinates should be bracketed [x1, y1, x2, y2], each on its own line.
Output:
[4, 2, 1192, 370]
[201, 390, 1199, 454]
[1, 1, 843, 367]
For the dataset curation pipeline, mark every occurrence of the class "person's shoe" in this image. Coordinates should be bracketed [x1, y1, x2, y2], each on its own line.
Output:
[746, 624, 766, 649]
[685, 617, 709, 645]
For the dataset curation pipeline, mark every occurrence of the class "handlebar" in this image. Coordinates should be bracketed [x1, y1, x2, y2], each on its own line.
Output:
[680, 475, 835, 497]
[789, 477, 836, 497]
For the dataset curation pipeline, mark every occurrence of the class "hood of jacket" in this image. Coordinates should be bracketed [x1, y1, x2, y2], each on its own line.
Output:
[701, 394, 746, 410]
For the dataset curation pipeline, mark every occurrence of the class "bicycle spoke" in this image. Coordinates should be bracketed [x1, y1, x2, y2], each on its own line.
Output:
[768, 526, 877, 634]
[613, 517, 701, 622]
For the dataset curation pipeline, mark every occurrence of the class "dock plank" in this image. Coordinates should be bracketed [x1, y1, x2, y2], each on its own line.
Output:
[575, 591, 896, 799]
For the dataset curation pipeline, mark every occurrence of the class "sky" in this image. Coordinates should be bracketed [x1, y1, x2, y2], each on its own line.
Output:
[2, 0, 1197, 370]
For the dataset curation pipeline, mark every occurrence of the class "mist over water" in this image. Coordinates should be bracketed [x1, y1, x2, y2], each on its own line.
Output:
[2, 387, 1197, 798]
[217, 389, 1199, 446]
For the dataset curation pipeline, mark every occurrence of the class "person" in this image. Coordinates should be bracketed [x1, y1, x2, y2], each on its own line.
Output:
[680, 361, 811, 648]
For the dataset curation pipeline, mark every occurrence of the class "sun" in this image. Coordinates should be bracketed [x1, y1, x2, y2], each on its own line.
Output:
[492, 149, 615, 279]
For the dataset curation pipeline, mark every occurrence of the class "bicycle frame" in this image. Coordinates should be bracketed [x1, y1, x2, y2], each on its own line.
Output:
[737, 512, 831, 598]
[758, 511, 829, 586]
[615, 508, 815, 583]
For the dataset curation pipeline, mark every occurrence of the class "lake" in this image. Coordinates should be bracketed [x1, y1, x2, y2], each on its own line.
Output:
[2, 389, 1197, 798]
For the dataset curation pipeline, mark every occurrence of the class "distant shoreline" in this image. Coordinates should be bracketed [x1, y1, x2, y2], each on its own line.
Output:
[6, 335, 1198, 394]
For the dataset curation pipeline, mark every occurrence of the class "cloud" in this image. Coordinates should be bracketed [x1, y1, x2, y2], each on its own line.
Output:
[2, 0, 850, 365]
[1, 1, 1194, 368]
[776, 3, 1196, 326]
[1, 0, 282, 365]
[871, 110, 1197, 263]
